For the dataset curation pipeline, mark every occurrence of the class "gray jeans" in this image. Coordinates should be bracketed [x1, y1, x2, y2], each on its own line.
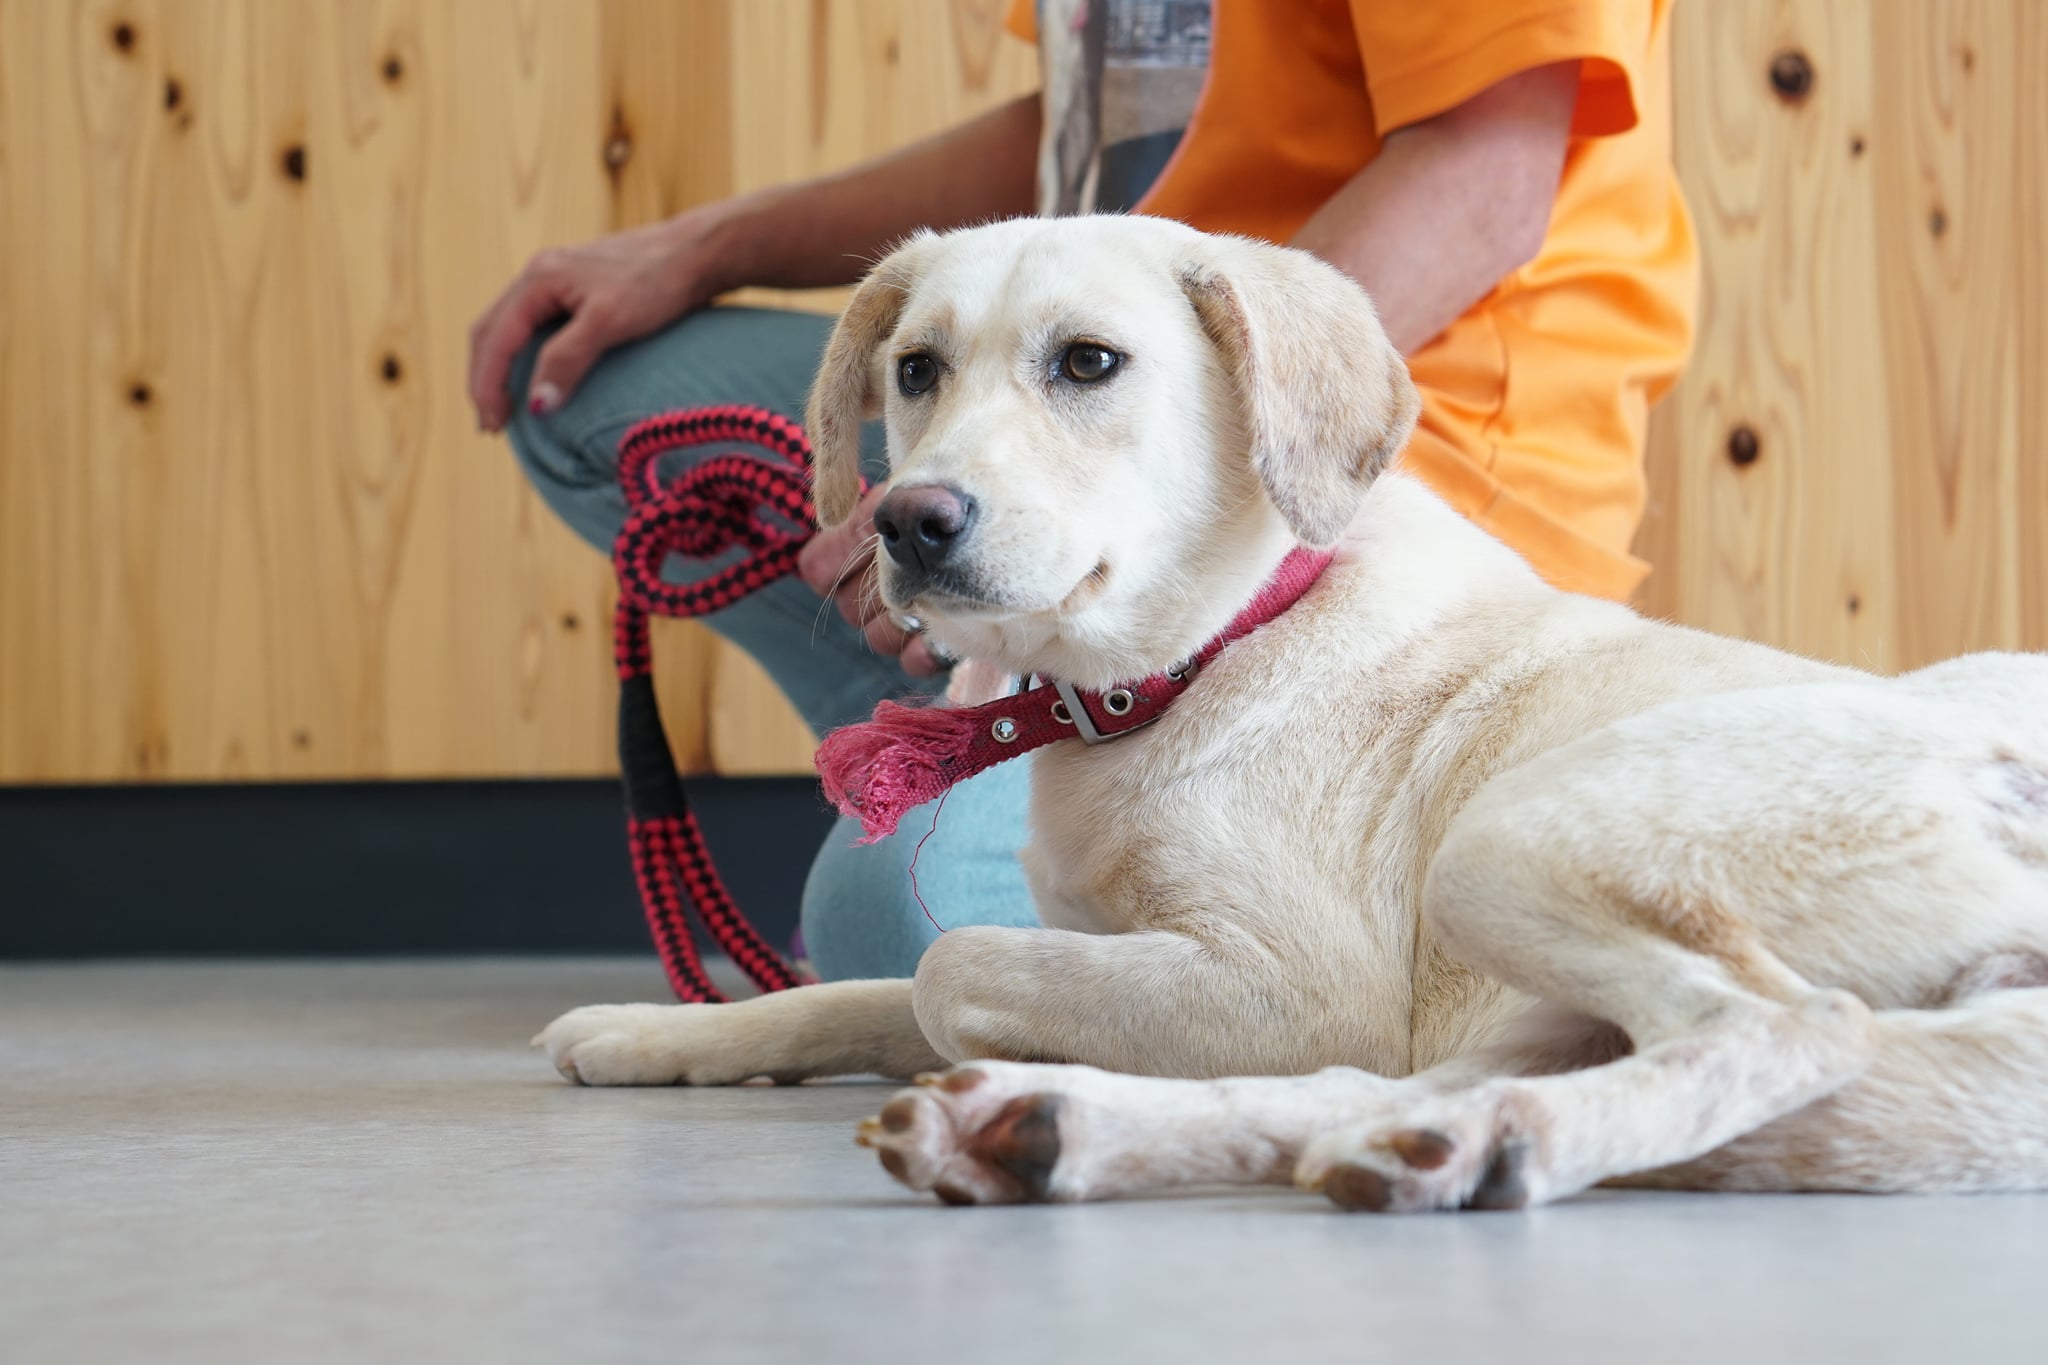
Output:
[504, 308, 1036, 981]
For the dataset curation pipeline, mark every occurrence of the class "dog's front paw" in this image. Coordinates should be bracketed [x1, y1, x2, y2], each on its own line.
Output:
[857, 1063, 1073, 1205]
[1295, 1087, 1548, 1214]
[532, 1003, 773, 1086]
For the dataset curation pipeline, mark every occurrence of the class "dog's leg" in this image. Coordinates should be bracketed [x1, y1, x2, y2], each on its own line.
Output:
[859, 1004, 1626, 1204]
[1295, 681, 2048, 1213]
[1616, 985, 2048, 1194]
[859, 1063, 1393, 1204]
[534, 980, 943, 1085]
[1295, 779, 1884, 1212]
[834, 920, 1407, 1202]
[1297, 992, 1875, 1213]
[907, 922, 1410, 1077]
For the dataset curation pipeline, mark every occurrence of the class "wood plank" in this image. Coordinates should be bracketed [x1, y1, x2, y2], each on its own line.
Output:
[1640, 0, 2043, 669]
[2017, 1, 2048, 653]
[1643, 0, 1901, 670]
[0, 0, 619, 781]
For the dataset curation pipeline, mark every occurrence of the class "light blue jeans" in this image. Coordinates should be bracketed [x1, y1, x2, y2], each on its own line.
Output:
[504, 309, 1037, 982]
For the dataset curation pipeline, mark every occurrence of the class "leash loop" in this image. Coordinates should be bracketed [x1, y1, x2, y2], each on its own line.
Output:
[611, 405, 852, 1004]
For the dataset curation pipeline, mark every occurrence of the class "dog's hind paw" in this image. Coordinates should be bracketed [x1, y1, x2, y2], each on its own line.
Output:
[1295, 1088, 1550, 1214]
[857, 1064, 1073, 1205]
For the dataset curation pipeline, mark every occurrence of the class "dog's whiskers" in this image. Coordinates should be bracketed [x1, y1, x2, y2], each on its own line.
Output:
[809, 533, 886, 647]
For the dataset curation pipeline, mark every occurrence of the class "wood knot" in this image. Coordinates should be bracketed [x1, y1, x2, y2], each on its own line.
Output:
[1849, 134, 1865, 157]
[1846, 594, 1862, 616]
[603, 132, 633, 170]
[111, 21, 137, 54]
[885, 37, 901, 65]
[1768, 50, 1814, 102]
[164, 78, 183, 111]
[380, 353, 403, 384]
[128, 381, 153, 408]
[292, 729, 312, 750]
[1726, 424, 1761, 467]
[560, 612, 581, 632]
[381, 54, 404, 84]
[1929, 207, 1948, 237]
[281, 144, 307, 182]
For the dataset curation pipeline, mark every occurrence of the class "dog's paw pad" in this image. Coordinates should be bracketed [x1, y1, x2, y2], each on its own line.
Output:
[858, 1064, 1069, 1205]
[1299, 1097, 1544, 1214]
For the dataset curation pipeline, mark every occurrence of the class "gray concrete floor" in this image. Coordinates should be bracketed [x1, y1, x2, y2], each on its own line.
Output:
[3, 960, 2045, 1365]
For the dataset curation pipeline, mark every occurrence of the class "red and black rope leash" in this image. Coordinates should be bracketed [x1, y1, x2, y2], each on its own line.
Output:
[611, 404, 853, 1003]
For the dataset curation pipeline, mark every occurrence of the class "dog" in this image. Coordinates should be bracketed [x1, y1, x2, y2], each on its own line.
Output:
[536, 215, 2048, 1212]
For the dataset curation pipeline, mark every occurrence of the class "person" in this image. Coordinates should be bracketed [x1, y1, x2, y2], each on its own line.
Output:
[467, 0, 1696, 983]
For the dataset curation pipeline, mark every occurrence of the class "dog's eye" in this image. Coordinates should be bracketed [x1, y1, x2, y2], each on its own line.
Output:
[1060, 343, 1121, 384]
[898, 354, 940, 396]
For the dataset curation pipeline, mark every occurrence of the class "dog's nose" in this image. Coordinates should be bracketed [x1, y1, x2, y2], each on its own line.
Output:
[873, 485, 977, 573]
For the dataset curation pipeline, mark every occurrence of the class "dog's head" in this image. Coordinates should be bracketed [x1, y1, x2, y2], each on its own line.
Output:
[807, 216, 1419, 687]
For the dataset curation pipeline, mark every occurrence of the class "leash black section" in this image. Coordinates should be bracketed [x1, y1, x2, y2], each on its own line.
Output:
[618, 674, 686, 822]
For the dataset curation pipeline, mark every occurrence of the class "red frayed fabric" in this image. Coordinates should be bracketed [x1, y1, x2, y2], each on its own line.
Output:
[815, 698, 981, 843]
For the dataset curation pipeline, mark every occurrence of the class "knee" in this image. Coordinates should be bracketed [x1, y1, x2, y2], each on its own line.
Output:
[800, 817, 942, 983]
[802, 762, 1035, 983]
[500, 331, 612, 492]
[494, 333, 634, 557]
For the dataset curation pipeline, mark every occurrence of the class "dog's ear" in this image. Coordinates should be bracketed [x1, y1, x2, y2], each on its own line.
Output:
[806, 245, 927, 529]
[1177, 236, 1421, 546]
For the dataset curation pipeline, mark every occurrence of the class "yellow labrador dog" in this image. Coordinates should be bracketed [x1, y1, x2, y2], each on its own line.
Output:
[538, 216, 2048, 1213]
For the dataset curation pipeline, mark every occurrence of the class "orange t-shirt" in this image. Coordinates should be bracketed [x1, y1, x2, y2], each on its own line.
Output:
[1007, 1, 1696, 600]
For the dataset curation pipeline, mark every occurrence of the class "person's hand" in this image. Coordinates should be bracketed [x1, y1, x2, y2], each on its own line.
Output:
[797, 486, 944, 678]
[467, 212, 727, 432]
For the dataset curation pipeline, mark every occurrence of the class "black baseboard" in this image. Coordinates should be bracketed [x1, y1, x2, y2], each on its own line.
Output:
[0, 778, 834, 958]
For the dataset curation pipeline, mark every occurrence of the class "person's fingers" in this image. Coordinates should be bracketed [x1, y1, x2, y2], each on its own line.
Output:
[797, 525, 862, 596]
[862, 613, 911, 660]
[833, 577, 884, 631]
[469, 272, 569, 431]
[899, 637, 941, 678]
[797, 485, 887, 594]
[524, 303, 620, 418]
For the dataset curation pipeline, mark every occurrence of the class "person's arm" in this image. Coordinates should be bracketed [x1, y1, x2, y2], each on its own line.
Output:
[706, 94, 1042, 295]
[1291, 62, 1578, 356]
[467, 94, 1040, 431]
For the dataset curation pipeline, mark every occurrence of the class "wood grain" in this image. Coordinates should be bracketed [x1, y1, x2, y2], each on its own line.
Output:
[0, 0, 1037, 782]
[0, 0, 621, 782]
[1637, 0, 2045, 671]
[7, 1, 2039, 786]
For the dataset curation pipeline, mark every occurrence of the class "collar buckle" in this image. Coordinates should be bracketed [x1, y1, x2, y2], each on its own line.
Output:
[1052, 679, 1164, 745]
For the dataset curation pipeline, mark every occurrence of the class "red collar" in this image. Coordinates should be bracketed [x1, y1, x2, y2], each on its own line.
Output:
[815, 547, 1334, 842]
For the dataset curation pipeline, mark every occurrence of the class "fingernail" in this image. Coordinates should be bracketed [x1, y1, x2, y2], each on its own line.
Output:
[528, 382, 561, 416]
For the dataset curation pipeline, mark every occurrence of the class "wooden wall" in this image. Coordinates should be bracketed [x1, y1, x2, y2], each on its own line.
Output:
[1636, 0, 2047, 670]
[0, 0, 1033, 783]
[2, 1, 2040, 786]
